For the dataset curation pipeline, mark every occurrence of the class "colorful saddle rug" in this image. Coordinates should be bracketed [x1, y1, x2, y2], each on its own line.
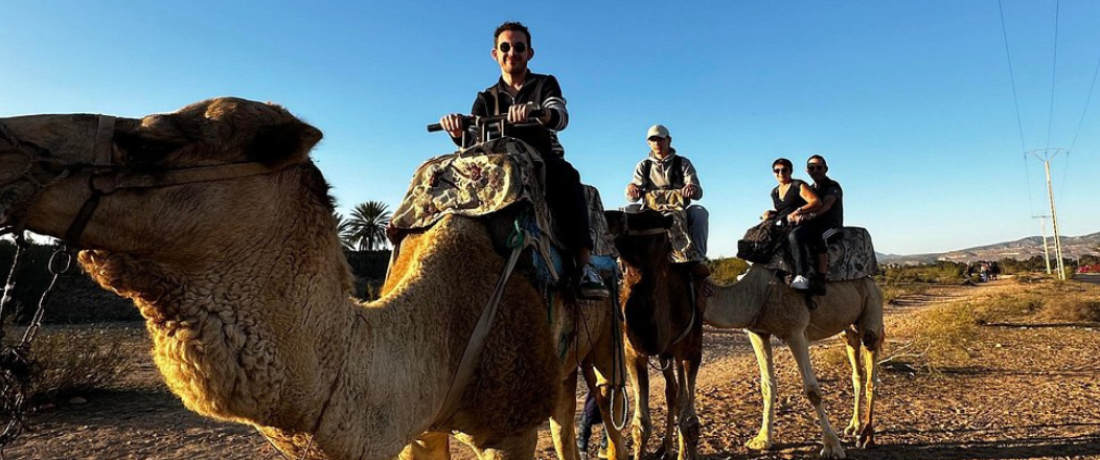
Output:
[765, 226, 879, 281]
[636, 190, 704, 264]
[391, 137, 617, 260]
[390, 137, 556, 241]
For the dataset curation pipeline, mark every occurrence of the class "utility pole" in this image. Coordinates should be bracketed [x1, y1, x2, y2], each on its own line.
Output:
[1027, 149, 1067, 280]
[1033, 215, 1052, 274]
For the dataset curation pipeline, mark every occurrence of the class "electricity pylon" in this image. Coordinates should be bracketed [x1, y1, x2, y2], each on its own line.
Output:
[1027, 149, 1067, 280]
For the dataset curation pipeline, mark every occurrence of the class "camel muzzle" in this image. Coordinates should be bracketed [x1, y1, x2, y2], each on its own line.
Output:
[0, 114, 115, 236]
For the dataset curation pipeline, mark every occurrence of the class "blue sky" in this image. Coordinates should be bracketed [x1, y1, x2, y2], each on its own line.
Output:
[2, 1, 1098, 256]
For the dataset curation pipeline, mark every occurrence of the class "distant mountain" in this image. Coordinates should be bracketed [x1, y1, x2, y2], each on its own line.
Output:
[878, 232, 1100, 265]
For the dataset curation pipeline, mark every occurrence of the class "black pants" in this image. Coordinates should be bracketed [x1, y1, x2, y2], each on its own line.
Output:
[788, 223, 824, 277]
[543, 155, 594, 252]
[577, 391, 607, 451]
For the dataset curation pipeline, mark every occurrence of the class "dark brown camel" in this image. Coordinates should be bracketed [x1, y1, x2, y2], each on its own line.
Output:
[605, 209, 705, 460]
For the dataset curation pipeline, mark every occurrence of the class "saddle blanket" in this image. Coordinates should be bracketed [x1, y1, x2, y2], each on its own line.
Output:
[390, 137, 616, 257]
[765, 226, 879, 281]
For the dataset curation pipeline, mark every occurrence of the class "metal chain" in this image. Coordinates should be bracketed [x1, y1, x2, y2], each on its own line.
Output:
[0, 238, 75, 453]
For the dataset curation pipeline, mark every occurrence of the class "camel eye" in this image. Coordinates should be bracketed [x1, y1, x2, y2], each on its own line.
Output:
[115, 132, 185, 165]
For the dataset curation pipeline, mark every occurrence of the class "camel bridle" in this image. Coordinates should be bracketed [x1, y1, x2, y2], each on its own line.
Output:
[0, 115, 300, 246]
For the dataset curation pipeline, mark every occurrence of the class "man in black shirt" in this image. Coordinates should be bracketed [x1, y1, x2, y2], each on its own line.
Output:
[438, 21, 608, 300]
[804, 155, 844, 278]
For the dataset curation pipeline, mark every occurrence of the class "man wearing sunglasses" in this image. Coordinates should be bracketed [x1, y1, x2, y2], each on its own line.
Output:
[805, 155, 843, 278]
[438, 21, 609, 300]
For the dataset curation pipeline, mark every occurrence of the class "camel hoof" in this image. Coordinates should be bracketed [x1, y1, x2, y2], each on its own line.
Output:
[843, 421, 860, 437]
[653, 445, 673, 460]
[819, 443, 846, 459]
[857, 426, 875, 449]
[745, 436, 772, 451]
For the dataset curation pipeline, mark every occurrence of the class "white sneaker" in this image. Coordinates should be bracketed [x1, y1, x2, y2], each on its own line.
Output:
[790, 275, 810, 290]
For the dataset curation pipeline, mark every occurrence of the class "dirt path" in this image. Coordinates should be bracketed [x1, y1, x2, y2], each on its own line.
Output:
[7, 281, 1100, 459]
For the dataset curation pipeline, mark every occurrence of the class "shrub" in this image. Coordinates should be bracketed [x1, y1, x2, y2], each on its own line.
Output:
[708, 257, 749, 286]
[23, 327, 134, 398]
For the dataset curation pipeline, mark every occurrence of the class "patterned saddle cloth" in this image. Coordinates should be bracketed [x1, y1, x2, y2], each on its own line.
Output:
[765, 226, 879, 281]
[636, 190, 704, 264]
[390, 137, 617, 271]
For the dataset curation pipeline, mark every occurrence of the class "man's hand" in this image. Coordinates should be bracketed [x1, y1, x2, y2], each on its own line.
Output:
[681, 184, 698, 199]
[786, 211, 803, 224]
[507, 102, 540, 124]
[626, 183, 643, 200]
[440, 114, 466, 138]
[762, 210, 776, 220]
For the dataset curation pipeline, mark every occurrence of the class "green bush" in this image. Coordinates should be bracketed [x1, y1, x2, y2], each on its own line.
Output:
[707, 257, 749, 286]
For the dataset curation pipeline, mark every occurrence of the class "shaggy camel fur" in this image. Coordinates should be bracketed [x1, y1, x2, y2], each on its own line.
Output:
[605, 210, 705, 460]
[0, 98, 624, 460]
[703, 265, 883, 459]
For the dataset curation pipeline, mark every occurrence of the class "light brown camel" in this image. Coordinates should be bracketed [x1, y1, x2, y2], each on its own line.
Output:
[0, 97, 625, 460]
[702, 264, 883, 458]
[604, 210, 705, 460]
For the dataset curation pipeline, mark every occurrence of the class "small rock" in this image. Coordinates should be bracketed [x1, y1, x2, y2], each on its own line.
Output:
[69, 396, 88, 405]
[994, 343, 1003, 348]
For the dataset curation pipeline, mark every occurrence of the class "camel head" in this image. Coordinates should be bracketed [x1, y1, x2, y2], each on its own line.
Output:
[605, 208, 678, 353]
[0, 97, 324, 255]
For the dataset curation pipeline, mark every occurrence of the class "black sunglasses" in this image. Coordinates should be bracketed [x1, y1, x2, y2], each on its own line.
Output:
[807, 164, 825, 172]
[498, 42, 528, 54]
[773, 168, 789, 174]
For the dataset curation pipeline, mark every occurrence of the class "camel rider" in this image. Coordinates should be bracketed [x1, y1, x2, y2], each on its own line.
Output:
[763, 158, 821, 290]
[625, 124, 710, 274]
[438, 21, 609, 300]
[804, 155, 843, 279]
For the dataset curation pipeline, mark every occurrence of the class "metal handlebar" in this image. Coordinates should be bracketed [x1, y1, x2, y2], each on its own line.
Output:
[426, 109, 547, 133]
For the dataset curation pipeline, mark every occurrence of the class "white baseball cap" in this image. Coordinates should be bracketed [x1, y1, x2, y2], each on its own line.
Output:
[646, 124, 670, 140]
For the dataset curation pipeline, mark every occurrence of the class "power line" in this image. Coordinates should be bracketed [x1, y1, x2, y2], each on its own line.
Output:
[1067, 47, 1100, 152]
[1045, 0, 1060, 148]
[998, 0, 1035, 214]
[1057, 24, 1100, 206]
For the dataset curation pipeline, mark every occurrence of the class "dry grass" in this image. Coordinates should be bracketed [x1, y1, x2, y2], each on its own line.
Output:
[24, 327, 135, 399]
[890, 279, 1100, 373]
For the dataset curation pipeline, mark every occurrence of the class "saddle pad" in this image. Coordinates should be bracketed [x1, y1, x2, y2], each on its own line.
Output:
[644, 189, 688, 213]
[764, 226, 879, 281]
[667, 209, 704, 264]
[585, 186, 618, 258]
[390, 138, 556, 245]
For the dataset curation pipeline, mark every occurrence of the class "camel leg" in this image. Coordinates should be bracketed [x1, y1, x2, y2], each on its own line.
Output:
[398, 432, 451, 460]
[842, 329, 864, 437]
[745, 331, 776, 451]
[786, 334, 845, 459]
[655, 360, 677, 460]
[674, 347, 702, 460]
[550, 368, 582, 460]
[625, 344, 652, 460]
[458, 430, 538, 460]
[585, 360, 627, 460]
[858, 329, 881, 449]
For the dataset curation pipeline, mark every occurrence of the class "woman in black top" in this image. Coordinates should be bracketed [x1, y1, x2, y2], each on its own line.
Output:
[762, 158, 820, 289]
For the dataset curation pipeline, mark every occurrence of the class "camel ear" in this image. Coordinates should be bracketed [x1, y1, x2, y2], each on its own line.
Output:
[246, 121, 323, 167]
[604, 210, 624, 236]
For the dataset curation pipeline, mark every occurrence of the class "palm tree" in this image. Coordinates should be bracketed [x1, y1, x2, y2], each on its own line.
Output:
[333, 212, 355, 250]
[345, 201, 392, 251]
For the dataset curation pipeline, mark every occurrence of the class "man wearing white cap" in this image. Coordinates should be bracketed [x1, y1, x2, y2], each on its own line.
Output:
[625, 124, 709, 259]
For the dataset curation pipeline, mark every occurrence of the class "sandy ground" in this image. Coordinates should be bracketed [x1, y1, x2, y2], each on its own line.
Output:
[5, 279, 1100, 460]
